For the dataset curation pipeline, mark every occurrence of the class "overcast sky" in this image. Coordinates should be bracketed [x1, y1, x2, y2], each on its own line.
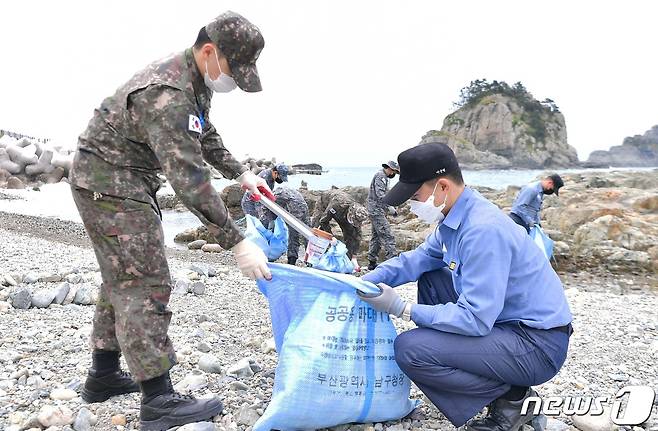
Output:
[1, 1, 656, 166]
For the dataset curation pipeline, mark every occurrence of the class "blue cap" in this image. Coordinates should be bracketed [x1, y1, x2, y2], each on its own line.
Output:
[274, 164, 289, 182]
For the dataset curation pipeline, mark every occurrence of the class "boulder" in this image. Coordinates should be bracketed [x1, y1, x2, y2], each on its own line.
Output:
[31, 289, 57, 308]
[10, 287, 32, 309]
[53, 282, 70, 305]
[25, 149, 55, 176]
[0, 148, 22, 174]
[50, 152, 73, 175]
[38, 166, 65, 184]
[6, 176, 25, 189]
[73, 284, 97, 305]
[0, 134, 18, 148]
[6, 144, 38, 166]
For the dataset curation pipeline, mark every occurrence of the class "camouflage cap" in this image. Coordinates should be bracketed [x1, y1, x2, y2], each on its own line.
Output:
[382, 160, 400, 172]
[205, 11, 264, 92]
[274, 163, 289, 182]
[347, 203, 369, 226]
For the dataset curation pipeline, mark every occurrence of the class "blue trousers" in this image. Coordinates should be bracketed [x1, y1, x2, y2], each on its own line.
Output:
[394, 268, 570, 427]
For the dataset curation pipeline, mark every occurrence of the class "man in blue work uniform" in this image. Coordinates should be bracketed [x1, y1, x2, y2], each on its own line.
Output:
[359, 143, 572, 430]
[509, 174, 564, 233]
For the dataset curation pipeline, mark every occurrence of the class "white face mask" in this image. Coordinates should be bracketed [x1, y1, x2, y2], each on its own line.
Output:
[409, 182, 448, 224]
[204, 48, 238, 93]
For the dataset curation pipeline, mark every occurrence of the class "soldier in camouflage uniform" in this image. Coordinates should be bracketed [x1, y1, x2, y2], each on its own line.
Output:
[241, 163, 289, 220]
[316, 190, 369, 264]
[69, 12, 271, 430]
[259, 185, 310, 265]
[367, 161, 400, 270]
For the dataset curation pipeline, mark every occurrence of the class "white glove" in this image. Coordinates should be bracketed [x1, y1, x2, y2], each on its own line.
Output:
[351, 257, 361, 273]
[231, 239, 272, 281]
[237, 171, 272, 197]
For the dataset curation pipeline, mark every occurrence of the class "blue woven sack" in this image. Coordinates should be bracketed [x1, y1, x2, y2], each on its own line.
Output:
[245, 214, 289, 261]
[255, 264, 418, 430]
[315, 241, 355, 274]
[530, 225, 554, 260]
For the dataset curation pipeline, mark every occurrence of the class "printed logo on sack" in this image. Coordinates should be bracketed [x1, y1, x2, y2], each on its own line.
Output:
[521, 386, 656, 425]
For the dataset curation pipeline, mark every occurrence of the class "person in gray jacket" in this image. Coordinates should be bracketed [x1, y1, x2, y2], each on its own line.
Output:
[259, 185, 310, 265]
[367, 160, 399, 270]
[240, 163, 289, 220]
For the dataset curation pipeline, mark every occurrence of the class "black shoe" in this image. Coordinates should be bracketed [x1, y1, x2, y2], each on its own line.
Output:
[367, 261, 377, 270]
[140, 392, 223, 431]
[287, 256, 297, 265]
[81, 370, 140, 403]
[464, 388, 542, 431]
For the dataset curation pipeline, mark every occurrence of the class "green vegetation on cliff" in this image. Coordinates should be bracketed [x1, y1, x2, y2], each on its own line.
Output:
[453, 79, 560, 142]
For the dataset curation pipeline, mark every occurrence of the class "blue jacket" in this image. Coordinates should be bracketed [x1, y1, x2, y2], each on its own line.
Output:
[511, 181, 544, 226]
[363, 187, 572, 336]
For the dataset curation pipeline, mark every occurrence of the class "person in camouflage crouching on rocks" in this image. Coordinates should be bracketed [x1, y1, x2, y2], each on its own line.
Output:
[315, 190, 369, 269]
[69, 11, 272, 430]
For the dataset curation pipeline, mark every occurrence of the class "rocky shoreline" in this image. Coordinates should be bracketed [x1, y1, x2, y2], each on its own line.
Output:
[1, 169, 657, 430]
[171, 170, 658, 277]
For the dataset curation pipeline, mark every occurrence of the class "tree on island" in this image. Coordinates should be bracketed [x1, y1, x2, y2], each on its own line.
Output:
[452, 79, 561, 142]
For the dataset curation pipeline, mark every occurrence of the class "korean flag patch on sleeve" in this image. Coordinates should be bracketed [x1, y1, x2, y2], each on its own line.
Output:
[188, 114, 203, 134]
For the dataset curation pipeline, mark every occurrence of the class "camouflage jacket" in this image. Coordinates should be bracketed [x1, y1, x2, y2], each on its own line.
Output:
[258, 186, 309, 228]
[367, 169, 389, 211]
[69, 49, 247, 249]
[318, 191, 358, 230]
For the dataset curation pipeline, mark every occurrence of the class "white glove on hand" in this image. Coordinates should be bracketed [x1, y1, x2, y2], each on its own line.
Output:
[237, 171, 272, 197]
[357, 283, 406, 317]
[231, 239, 272, 281]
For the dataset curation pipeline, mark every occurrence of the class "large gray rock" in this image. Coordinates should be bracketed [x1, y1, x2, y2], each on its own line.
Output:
[11, 287, 32, 309]
[73, 284, 96, 305]
[53, 282, 70, 305]
[0, 148, 22, 174]
[23, 272, 40, 284]
[31, 289, 57, 308]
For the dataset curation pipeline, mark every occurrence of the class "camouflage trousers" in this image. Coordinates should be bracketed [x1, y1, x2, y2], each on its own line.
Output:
[367, 210, 397, 262]
[71, 186, 177, 382]
[287, 213, 310, 261]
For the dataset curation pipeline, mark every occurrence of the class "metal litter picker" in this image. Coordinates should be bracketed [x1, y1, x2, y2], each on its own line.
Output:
[253, 187, 334, 267]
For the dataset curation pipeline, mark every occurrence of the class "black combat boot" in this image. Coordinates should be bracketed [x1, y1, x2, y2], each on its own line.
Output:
[81, 350, 140, 403]
[139, 372, 223, 431]
[367, 260, 378, 270]
[464, 388, 545, 431]
[287, 256, 297, 265]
